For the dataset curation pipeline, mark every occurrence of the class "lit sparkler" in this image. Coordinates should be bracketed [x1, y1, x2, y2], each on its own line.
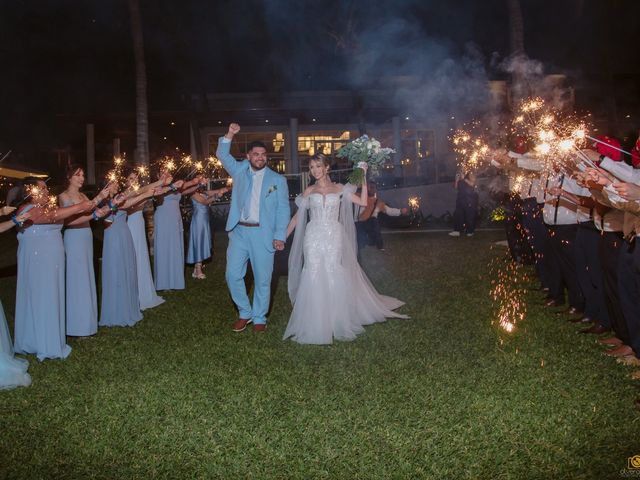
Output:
[451, 124, 493, 174]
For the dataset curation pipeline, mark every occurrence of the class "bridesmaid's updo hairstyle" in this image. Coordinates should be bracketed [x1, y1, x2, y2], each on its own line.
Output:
[65, 163, 85, 186]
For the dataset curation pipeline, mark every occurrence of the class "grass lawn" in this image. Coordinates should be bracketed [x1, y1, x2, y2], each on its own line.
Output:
[0, 231, 639, 479]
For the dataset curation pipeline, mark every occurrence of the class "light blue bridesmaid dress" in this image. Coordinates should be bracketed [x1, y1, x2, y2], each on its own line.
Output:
[127, 208, 165, 310]
[0, 300, 31, 389]
[99, 210, 142, 327]
[14, 216, 72, 361]
[153, 192, 185, 290]
[186, 194, 212, 264]
[61, 199, 98, 336]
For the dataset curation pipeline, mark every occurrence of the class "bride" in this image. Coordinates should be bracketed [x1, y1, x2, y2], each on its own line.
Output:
[283, 153, 408, 345]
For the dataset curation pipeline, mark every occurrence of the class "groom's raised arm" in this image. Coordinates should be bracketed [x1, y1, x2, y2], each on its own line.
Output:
[216, 123, 245, 177]
[274, 176, 291, 243]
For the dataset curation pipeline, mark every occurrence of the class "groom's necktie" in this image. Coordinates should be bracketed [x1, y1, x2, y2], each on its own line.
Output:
[242, 169, 254, 220]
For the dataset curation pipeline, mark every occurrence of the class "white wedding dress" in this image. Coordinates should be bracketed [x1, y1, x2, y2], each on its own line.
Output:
[284, 184, 408, 345]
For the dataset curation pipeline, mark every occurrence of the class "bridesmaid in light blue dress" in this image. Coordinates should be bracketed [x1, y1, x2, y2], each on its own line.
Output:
[187, 186, 228, 279]
[99, 207, 142, 327]
[99, 180, 167, 327]
[59, 165, 110, 337]
[14, 178, 95, 361]
[0, 300, 30, 389]
[124, 169, 165, 310]
[0, 212, 31, 389]
[153, 173, 205, 290]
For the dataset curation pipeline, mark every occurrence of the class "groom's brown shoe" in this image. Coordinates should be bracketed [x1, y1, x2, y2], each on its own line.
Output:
[232, 318, 252, 332]
[253, 323, 267, 333]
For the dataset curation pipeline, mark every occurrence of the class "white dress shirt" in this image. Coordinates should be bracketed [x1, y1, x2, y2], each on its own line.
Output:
[562, 176, 592, 223]
[542, 173, 578, 225]
[242, 167, 266, 224]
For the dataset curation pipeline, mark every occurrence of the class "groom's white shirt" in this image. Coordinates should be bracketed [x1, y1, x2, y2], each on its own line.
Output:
[242, 167, 266, 223]
[220, 137, 265, 223]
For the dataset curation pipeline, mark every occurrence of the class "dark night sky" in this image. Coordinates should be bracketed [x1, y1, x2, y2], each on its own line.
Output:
[0, 0, 639, 157]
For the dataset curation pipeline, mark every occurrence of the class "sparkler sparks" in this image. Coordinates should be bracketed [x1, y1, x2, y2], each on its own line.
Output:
[451, 124, 493, 174]
[489, 250, 529, 335]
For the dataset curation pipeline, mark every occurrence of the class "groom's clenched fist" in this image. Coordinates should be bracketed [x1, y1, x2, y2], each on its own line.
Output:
[225, 123, 241, 140]
[273, 240, 285, 251]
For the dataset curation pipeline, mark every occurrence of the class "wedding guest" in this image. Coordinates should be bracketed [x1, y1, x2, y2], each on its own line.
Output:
[541, 171, 583, 313]
[100, 180, 168, 328]
[584, 166, 640, 363]
[0, 208, 32, 389]
[356, 181, 408, 251]
[5, 180, 23, 207]
[59, 164, 110, 337]
[186, 185, 229, 279]
[125, 168, 166, 310]
[548, 178, 608, 326]
[449, 171, 479, 237]
[153, 171, 203, 291]
[14, 177, 94, 360]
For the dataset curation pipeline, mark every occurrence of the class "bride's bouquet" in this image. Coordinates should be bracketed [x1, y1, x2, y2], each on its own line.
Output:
[336, 134, 395, 184]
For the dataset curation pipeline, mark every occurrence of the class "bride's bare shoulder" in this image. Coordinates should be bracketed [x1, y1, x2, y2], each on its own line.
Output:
[302, 186, 315, 197]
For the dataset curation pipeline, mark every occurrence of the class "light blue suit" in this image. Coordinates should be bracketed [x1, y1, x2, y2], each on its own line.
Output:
[217, 137, 290, 325]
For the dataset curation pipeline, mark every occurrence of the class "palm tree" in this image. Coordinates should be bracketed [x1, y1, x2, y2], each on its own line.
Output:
[128, 0, 149, 166]
[508, 0, 525, 58]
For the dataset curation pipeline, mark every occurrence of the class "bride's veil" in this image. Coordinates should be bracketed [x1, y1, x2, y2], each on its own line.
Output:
[288, 195, 308, 303]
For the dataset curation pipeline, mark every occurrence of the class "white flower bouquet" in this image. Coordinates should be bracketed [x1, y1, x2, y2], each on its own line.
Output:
[336, 134, 395, 184]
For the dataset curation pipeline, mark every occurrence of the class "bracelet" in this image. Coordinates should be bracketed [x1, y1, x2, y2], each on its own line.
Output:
[92, 211, 99, 221]
[168, 183, 178, 192]
[107, 199, 117, 212]
[10, 215, 22, 227]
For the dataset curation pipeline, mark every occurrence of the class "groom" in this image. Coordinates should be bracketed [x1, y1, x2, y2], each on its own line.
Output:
[217, 123, 290, 332]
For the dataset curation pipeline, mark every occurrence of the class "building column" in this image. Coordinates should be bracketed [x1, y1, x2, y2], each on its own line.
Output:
[288, 117, 299, 174]
[190, 121, 199, 160]
[86, 123, 95, 185]
[392, 116, 402, 178]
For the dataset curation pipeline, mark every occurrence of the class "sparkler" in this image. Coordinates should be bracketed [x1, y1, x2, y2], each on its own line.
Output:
[104, 155, 126, 189]
[573, 129, 633, 157]
[187, 160, 204, 178]
[15, 178, 52, 207]
[451, 124, 493, 174]
[407, 196, 424, 227]
[136, 165, 149, 179]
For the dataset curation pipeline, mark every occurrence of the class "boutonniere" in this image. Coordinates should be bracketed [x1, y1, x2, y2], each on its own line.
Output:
[266, 185, 278, 196]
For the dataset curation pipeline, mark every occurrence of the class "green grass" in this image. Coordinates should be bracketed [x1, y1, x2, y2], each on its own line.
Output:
[0, 231, 639, 479]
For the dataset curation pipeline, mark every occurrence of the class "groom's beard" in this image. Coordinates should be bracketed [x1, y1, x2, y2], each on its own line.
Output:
[250, 162, 267, 171]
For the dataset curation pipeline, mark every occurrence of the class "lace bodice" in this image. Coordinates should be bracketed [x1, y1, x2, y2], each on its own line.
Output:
[308, 193, 342, 224]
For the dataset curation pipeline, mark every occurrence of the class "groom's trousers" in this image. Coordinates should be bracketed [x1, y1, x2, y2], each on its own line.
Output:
[226, 225, 274, 325]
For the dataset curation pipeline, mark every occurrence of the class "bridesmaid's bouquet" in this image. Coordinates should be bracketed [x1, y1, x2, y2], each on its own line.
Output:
[337, 134, 395, 184]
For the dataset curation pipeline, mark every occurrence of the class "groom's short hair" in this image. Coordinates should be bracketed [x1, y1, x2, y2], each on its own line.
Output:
[247, 140, 267, 152]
